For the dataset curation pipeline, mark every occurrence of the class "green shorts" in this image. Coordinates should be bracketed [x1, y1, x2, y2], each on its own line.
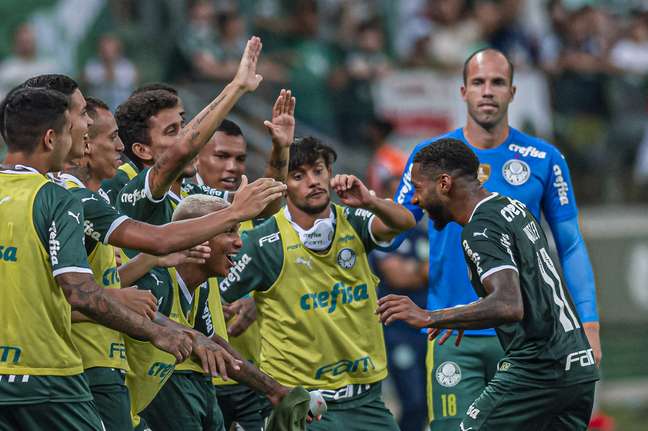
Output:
[460, 376, 595, 430]
[0, 400, 105, 431]
[306, 383, 398, 431]
[86, 367, 132, 431]
[140, 372, 224, 431]
[215, 383, 263, 430]
[426, 335, 503, 431]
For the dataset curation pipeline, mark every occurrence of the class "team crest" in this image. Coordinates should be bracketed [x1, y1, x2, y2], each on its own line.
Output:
[436, 361, 462, 387]
[502, 159, 530, 186]
[337, 248, 356, 269]
[477, 164, 491, 184]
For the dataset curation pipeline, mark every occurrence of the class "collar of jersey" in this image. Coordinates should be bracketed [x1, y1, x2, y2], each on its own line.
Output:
[174, 269, 195, 306]
[56, 173, 86, 189]
[459, 127, 516, 154]
[1, 164, 41, 175]
[468, 192, 499, 222]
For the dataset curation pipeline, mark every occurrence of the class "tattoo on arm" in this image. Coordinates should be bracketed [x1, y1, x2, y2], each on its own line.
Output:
[58, 272, 153, 340]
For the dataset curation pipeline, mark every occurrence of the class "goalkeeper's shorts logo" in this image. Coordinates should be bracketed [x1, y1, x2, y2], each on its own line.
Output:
[436, 361, 461, 387]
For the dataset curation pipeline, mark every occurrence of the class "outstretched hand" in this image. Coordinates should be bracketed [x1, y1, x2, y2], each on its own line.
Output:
[376, 294, 431, 328]
[233, 36, 263, 92]
[264, 89, 296, 148]
[331, 174, 374, 208]
[231, 175, 287, 221]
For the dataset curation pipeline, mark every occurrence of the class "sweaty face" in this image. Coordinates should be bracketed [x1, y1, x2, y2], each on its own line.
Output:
[206, 225, 243, 277]
[147, 105, 196, 177]
[87, 109, 124, 181]
[411, 163, 452, 230]
[66, 89, 92, 161]
[461, 51, 515, 131]
[286, 158, 332, 215]
[197, 132, 246, 191]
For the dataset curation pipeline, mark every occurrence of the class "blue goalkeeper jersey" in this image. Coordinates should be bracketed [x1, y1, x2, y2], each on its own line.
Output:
[394, 127, 596, 336]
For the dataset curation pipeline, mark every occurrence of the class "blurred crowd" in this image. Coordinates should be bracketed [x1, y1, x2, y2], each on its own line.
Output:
[1, 0, 648, 203]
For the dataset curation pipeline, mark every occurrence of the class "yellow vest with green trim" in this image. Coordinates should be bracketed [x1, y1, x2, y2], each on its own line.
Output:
[125, 266, 208, 421]
[255, 204, 387, 389]
[64, 180, 129, 372]
[213, 219, 260, 386]
[0, 172, 83, 376]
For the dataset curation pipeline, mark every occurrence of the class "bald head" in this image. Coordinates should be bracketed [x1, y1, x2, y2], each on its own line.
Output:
[172, 194, 229, 221]
[463, 48, 514, 85]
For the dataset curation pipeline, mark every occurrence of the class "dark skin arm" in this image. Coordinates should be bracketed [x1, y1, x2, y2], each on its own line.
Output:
[57, 272, 192, 362]
[210, 334, 290, 406]
[377, 269, 524, 329]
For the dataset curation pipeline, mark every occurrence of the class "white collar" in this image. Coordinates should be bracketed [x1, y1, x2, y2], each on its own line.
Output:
[468, 192, 499, 222]
[57, 173, 86, 189]
[194, 172, 205, 186]
[0, 164, 41, 175]
[174, 270, 195, 306]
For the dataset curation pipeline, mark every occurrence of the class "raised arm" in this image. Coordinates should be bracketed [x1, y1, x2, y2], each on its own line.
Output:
[57, 272, 192, 362]
[259, 89, 296, 216]
[377, 269, 524, 329]
[331, 174, 416, 242]
[148, 37, 264, 199]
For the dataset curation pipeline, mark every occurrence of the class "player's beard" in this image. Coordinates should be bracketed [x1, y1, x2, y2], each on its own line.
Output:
[426, 203, 451, 230]
[296, 195, 331, 215]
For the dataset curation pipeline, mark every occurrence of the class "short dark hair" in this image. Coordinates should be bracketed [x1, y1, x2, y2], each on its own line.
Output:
[131, 82, 178, 96]
[413, 138, 479, 181]
[289, 136, 337, 172]
[115, 89, 180, 169]
[23, 74, 79, 96]
[85, 97, 110, 118]
[1, 74, 78, 140]
[462, 48, 514, 85]
[3, 87, 70, 154]
[215, 118, 243, 137]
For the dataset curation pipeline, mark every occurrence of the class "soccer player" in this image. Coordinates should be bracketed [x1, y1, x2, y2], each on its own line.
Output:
[378, 138, 599, 430]
[195, 90, 295, 431]
[392, 48, 600, 430]
[53, 96, 280, 430]
[0, 84, 190, 431]
[219, 137, 416, 430]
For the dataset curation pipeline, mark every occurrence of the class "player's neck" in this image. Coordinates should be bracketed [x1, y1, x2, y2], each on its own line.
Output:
[171, 180, 183, 196]
[176, 264, 208, 292]
[286, 200, 331, 230]
[463, 118, 510, 150]
[453, 186, 492, 226]
[64, 164, 100, 191]
[3, 152, 50, 174]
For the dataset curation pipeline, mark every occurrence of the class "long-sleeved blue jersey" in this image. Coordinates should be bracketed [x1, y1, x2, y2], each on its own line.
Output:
[393, 127, 598, 336]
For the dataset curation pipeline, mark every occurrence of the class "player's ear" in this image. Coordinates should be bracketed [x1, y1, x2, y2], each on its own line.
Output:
[510, 84, 516, 101]
[132, 142, 153, 162]
[439, 173, 452, 194]
[42, 128, 56, 152]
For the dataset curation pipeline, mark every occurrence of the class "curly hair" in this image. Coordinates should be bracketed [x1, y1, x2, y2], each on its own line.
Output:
[413, 138, 480, 180]
[115, 90, 179, 169]
[289, 136, 337, 172]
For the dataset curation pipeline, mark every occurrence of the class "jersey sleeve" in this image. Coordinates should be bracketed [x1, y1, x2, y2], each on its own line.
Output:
[116, 168, 166, 222]
[193, 285, 216, 337]
[34, 182, 92, 277]
[461, 219, 518, 283]
[542, 147, 579, 223]
[73, 188, 129, 245]
[219, 221, 283, 303]
[344, 206, 390, 252]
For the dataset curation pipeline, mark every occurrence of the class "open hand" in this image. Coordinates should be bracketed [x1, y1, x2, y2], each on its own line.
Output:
[115, 287, 158, 320]
[156, 243, 212, 267]
[189, 332, 242, 379]
[151, 326, 193, 363]
[232, 175, 286, 221]
[224, 297, 257, 337]
[264, 89, 296, 148]
[233, 36, 263, 92]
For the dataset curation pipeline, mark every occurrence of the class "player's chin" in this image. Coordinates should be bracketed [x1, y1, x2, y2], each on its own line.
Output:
[180, 166, 198, 179]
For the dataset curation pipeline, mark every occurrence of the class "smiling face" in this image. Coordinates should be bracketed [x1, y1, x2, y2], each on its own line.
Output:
[87, 108, 124, 180]
[461, 50, 515, 131]
[205, 224, 243, 276]
[286, 157, 332, 215]
[66, 88, 93, 161]
[197, 131, 246, 191]
[146, 105, 196, 177]
[410, 162, 453, 230]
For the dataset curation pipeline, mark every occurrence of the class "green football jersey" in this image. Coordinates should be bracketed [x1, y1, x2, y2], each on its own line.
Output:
[116, 167, 228, 259]
[99, 160, 140, 206]
[461, 193, 599, 387]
